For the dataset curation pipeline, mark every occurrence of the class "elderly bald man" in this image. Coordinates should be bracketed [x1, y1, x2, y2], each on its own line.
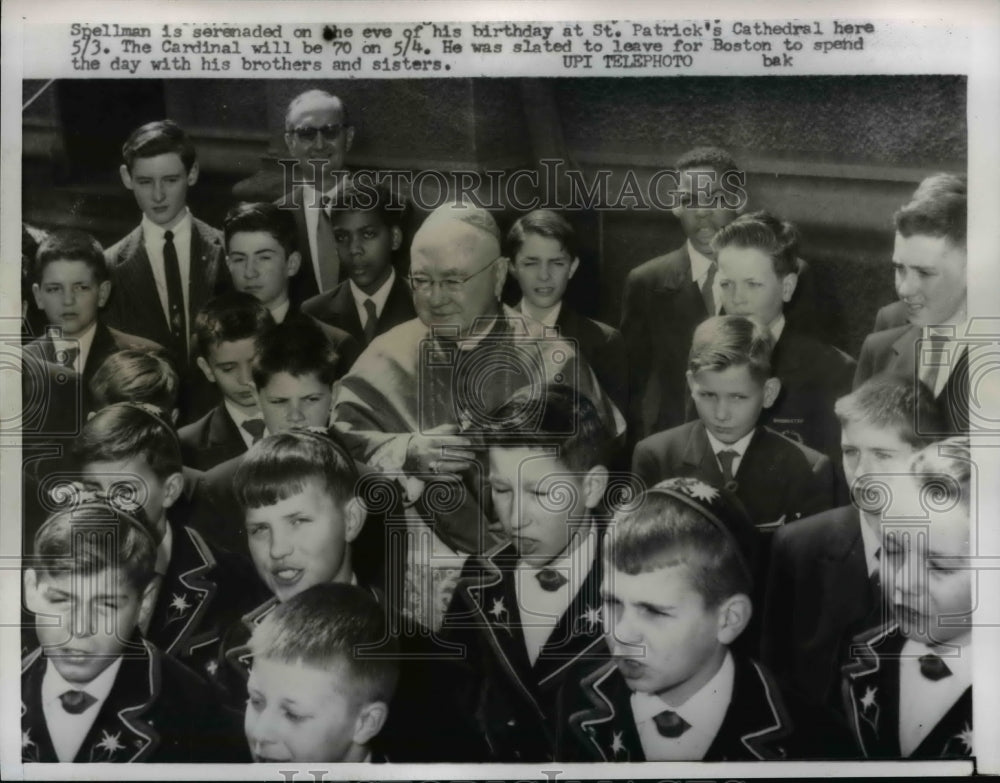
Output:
[331, 203, 623, 626]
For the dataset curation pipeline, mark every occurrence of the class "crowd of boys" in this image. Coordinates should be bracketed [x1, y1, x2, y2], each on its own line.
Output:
[18, 92, 974, 765]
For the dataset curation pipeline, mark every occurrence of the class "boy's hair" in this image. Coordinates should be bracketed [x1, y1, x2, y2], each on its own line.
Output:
[505, 209, 578, 261]
[910, 436, 971, 512]
[894, 173, 967, 247]
[688, 315, 773, 384]
[675, 146, 742, 176]
[835, 374, 947, 449]
[249, 583, 398, 706]
[89, 349, 179, 414]
[332, 176, 408, 231]
[33, 229, 109, 285]
[284, 89, 351, 129]
[711, 210, 799, 277]
[481, 384, 610, 472]
[73, 403, 182, 481]
[223, 201, 298, 257]
[32, 498, 158, 592]
[121, 119, 196, 172]
[251, 316, 340, 389]
[233, 430, 358, 511]
[194, 291, 275, 360]
[609, 481, 756, 608]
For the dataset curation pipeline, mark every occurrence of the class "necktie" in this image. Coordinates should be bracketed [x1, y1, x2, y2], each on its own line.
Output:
[919, 653, 953, 681]
[241, 418, 266, 444]
[163, 230, 187, 360]
[921, 333, 949, 396]
[653, 708, 691, 738]
[362, 298, 379, 345]
[536, 568, 569, 592]
[55, 345, 79, 370]
[59, 689, 97, 715]
[701, 262, 717, 315]
[315, 203, 340, 293]
[868, 549, 882, 619]
[716, 449, 739, 483]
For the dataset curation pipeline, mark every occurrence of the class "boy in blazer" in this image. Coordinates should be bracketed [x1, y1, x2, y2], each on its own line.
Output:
[301, 177, 416, 348]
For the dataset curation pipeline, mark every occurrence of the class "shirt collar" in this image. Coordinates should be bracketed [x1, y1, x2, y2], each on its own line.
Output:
[631, 650, 735, 723]
[686, 240, 716, 282]
[224, 398, 261, 428]
[518, 521, 596, 580]
[768, 314, 786, 342]
[270, 299, 291, 324]
[902, 636, 972, 683]
[141, 208, 191, 242]
[302, 180, 344, 210]
[705, 427, 755, 458]
[350, 267, 396, 313]
[518, 298, 562, 326]
[50, 320, 98, 361]
[922, 304, 969, 338]
[43, 654, 123, 709]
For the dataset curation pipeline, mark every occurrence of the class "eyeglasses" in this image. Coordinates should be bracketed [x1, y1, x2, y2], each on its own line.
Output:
[288, 124, 346, 142]
[406, 256, 501, 295]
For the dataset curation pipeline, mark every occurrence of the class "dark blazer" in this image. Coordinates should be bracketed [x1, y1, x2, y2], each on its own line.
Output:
[178, 403, 248, 471]
[24, 321, 164, 403]
[556, 305, 628, 419]
[284, 307, 361, 378]
[439, 537, 610, 762]
[21, 639, 249, 762]
[854, 324, 968, 434]
[632, 421, 835, 529]
[301, 273, 416, 348]
[762, 505, 880, 709]
[276, 187, 329, 304]
[842, 625, 972, 759]
[873, 300, 910, 333]
[556, 652, 852, 761]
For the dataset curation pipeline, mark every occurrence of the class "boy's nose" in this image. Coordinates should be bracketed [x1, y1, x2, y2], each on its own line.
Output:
[236, 365, 253, 387]
[286, 403, 306, 424]
[537, 263, 551, 281]
[715, 399, 732, 421]
[152, 181, 166, 202]
[269, 528, 294, 560]
[896, 270, 919, 299]
[62, 288, 76, 306]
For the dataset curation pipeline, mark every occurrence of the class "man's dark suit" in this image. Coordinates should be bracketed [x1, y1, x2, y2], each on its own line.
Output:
[762, 505, 880, 709]
[276, 186, 335, 305]
[621, 246, 825, 440]
[556, 306, 628, 420]
[301, 273, 415, 348]
[873, 300, 910, 333]
[177, 403, 248, 471]
[854, 324, 969, 434]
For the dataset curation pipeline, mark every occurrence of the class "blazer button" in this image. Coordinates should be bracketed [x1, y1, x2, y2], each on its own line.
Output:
[507, 719, 517, 727]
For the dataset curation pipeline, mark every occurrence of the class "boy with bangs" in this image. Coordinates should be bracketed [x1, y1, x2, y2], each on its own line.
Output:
[556, 478, 852, 761]
[244, 583, 398, 763]
[842, 437, 974, 758]
[22, 496, 247, 762]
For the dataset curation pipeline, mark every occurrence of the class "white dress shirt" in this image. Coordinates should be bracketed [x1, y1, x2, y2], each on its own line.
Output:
[42, 656, 123, 761]
[921, 306, 968, 397]
[269, 299, 291, 325]
[705, 428, 755, 479]
[225, 399, 264, 449]
[859, 511, 882, 578]
[631, 650, 734, 760]
[518, 298, 562, 327]
[687, 241, 723, 315]
[301, 182, 343, 288]
[899, 637, 972, 756]
[350, 267, 397, 327]
[767, 313, 787, 343]
[50, 320, 97, 374]
[141, 209, 193, 341]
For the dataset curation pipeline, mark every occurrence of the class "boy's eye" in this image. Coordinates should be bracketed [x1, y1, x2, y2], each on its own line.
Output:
[333, 231, 349, 243]
[282, 708, 308, 723]
[491, 485, 511, 495]
[247, 694, 264, 711]
[363, 229, 378, 239]
[247, 524, 268, 538]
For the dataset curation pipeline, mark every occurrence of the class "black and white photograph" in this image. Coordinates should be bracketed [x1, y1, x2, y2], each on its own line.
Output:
[3, 0, 999, 778]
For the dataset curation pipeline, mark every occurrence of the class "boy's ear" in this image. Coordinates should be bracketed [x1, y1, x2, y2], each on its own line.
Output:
[23, 568, 42, 614]
[119, 164, 134, 191]
[31, 282, 44, 310]
[161, 471, 185, 511]
[97, 280, 112, 309]
[685, 369, 697, 394]
[343, 497, 367, 543]
[568, 256, 580, 279]
[186, 161, 200, 187]
[285, 250, 302, 278]
[390, 225, 403, 252]
[493, 256, 509, 298]
[352, 700, 389, 747]
[195, 355, 217, 385]
[762, 377, 781, 409]
[582, 465, 609, 510]
[344, 126, 356, 154]
[716, 593, 752, 645]
[780, 272, 799, 303]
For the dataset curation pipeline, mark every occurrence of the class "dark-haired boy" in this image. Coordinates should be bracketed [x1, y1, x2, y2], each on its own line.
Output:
[301, 177, 416, 348]
[555, 478, 852, 760]
[22, 496, 248, 762]
[438, 385, 613, 762]
[74, 403, 266, 687]
[633, 315, 834, 530]
[762, 375, 947, 710]
[244, 583, 398, 763]
[224, 200, 360, 375]
[179, 292, 274, 470]
[842, 438, 973, 758]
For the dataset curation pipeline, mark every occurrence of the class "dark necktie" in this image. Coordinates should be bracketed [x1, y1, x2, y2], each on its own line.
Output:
[536, 568, 569, 592]
[653, 708, 691, 738]
[919, 653, 953, 681]
[315, 202, 340, 293]
[921, 333, 949, 396]
[868, 550, 883, 623]
[716, 449, 739, 484]
[701, 262, 717, 315]
[363, 298, 378, 345]
[241, 418, 266, 444]
[55, 345, 79, 370]
[163, 230, 187, 358]
[59, 689, 97, 715]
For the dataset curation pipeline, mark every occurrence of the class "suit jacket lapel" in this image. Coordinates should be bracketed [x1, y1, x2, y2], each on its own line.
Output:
[208, 404, 244, 451]
[918, 687, 973, 758]
[335, 283, 365, 339]
[707, 656, 794, 760]
[380, 274, 415, 334]
[20, 649, 57, 762]
[188, 219, 223, 321]
[567, 662, 644, 761]
[82, 321, 116, 389]
[842, 624, 902, 757]
[684, 422, 724, 484]
[124, 233, 169, 341]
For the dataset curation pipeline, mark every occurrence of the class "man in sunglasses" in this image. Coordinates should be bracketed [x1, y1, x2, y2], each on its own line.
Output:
[277, 89, 356, 305]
